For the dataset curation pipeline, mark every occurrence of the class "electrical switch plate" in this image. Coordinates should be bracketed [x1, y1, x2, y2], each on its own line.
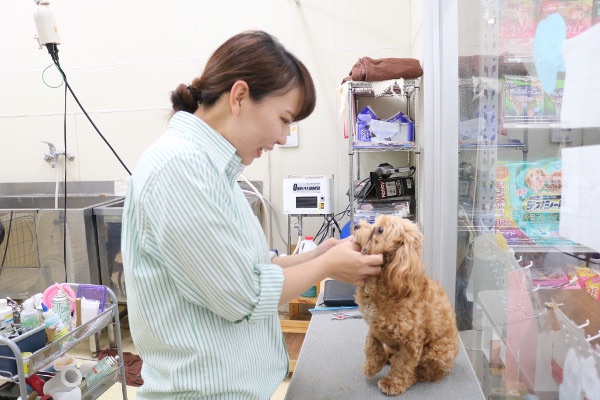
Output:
[280, 122, 299, 148]
[551, 128, 573, 143]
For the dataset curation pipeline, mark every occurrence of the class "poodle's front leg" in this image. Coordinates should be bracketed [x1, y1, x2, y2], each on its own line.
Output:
[363, 331, 387, 377]
[378, 343, 422, 396]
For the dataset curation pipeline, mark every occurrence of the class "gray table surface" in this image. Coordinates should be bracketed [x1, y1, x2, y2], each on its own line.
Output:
[285, 311, 485, 400]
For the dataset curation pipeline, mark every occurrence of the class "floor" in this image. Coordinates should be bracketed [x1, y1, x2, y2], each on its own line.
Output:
[69, 320, 291, 400]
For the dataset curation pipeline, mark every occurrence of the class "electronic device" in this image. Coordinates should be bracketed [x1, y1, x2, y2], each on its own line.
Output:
[283, 175, 333, 215]
[322, 280, 357, 307]
[33, 0, 61, 48]
[353, 163, 415, 201]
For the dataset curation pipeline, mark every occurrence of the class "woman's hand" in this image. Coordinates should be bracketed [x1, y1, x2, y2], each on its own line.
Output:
[319, 239, 383, 287]
[312, 237, 342, 257]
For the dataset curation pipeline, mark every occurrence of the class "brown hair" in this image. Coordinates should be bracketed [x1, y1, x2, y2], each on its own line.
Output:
[171, 30, 316, 121]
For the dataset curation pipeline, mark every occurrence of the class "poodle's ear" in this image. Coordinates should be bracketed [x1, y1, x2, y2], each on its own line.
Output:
[385, 224, 424, 297]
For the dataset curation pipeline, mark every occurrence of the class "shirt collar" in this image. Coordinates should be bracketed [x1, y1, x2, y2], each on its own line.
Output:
[168, 111, 244, 181]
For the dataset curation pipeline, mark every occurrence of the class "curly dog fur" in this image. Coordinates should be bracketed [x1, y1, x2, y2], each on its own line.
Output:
[353, 215, 459, 395]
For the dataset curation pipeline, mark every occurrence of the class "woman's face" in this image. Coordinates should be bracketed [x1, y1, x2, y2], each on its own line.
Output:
[234, 86, 302, 165]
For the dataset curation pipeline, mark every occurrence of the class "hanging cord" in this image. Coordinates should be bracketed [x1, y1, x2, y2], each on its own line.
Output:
[63, 80, 68, 280]
[45, 44, 131, 176]
[239, 175, 271, 247]
[241, 190, 288, 247]
[313, 205, 349, 244]
[0, 212, 14, 275]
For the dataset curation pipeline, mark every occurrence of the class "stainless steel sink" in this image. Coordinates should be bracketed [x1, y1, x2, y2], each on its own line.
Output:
[0, 195, 124, 299]
[0, 195, 122, 210]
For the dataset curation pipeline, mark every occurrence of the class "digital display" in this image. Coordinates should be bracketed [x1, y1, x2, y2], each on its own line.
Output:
[296, 196, 318, 209]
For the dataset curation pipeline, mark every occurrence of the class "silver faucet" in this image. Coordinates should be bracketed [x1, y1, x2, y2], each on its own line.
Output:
[42, 141, 75, 168]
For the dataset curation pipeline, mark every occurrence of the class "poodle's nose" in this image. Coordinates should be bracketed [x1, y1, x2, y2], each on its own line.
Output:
[354, 224, 360, 231]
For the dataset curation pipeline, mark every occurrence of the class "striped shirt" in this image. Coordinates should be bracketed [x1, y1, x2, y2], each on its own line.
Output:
[122, 111, 287, 400]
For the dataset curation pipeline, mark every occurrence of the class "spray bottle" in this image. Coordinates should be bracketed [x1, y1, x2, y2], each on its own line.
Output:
[41, 303, 69, 340]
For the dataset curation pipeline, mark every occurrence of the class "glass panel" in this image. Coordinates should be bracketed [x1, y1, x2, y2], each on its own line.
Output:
[456, 1, 600, 398]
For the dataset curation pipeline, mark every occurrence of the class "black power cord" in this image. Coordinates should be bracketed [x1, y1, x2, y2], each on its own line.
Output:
[45, 43, 131, 176]
[43, 43, 132, 279]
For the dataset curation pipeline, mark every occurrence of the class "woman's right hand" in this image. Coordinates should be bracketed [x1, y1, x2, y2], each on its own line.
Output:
[319, 238, 383, 287]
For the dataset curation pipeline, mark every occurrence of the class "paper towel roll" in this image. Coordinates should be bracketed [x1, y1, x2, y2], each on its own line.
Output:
[43, 366, 82, 396]
[52, 387, 82, 400]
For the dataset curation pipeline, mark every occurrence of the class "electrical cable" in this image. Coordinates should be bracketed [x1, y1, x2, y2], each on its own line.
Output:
[62, 79, 68, 281]
[241, 190, 287, 247]
[45, 44, 131, 176]
[42, 63, 64, 89]
[239, 176, 271, 247]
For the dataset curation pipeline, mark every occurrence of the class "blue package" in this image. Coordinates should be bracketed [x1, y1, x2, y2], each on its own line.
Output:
[355, 106, 377, 142]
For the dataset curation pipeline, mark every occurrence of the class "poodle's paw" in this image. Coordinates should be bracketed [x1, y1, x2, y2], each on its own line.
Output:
[363, 359, 385, 377]
[377, 376, 410, 396]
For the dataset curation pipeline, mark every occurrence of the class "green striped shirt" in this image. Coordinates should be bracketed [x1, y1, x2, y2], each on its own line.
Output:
[122, 111, 287, 400]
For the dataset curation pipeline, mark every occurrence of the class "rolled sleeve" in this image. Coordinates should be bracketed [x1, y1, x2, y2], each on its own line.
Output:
[243, 263, 285, 323]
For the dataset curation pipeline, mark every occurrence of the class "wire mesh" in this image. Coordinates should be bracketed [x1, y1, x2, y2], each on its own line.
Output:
[0, 211, 40, 268]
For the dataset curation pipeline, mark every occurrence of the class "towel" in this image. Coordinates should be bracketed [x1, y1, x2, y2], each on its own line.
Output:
[97, 349, 144, 387]
[341, 57, 423, 83]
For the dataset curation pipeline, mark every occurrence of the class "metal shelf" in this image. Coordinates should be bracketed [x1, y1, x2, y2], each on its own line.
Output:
[347, 79, 421, 225]
[352, 143, 420, 153]
[0, 284, 127, 400]
[459, 143, 525, 151]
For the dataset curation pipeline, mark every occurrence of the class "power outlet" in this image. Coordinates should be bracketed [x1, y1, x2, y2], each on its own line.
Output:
[280, 122, 299, 147]
[551, 128, 573, 143]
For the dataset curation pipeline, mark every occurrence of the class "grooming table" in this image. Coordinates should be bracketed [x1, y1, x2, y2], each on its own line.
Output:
[284, 311, 484, 399]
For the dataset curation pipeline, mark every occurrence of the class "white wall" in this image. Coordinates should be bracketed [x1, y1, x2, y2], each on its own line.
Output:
[1, 0, 420, 253]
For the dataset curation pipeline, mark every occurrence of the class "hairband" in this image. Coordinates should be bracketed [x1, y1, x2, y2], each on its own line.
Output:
[187, 85, 202, 103]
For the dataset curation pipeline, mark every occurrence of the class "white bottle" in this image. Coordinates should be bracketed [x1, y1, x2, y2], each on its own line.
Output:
[20, 299, 40, 333]
[0, 299, 13, 333]
[298, 236, 318, 297]
[298, 235, 317, 253]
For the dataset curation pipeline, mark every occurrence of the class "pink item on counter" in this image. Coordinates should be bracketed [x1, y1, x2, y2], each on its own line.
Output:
[42, 283, 76, 313]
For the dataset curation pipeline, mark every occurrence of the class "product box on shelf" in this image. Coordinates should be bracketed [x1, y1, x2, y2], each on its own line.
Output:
[503, 75, 545, 118]
[495, 158, 571, 246]
[539, 0, 593, 39]
[0, 325, 46, 377]
[499, 0, 537, 54]
[354, 106, 414, 147]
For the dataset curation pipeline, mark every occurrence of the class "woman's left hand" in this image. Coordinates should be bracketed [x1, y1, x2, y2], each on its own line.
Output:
[312, 237, 345, 257]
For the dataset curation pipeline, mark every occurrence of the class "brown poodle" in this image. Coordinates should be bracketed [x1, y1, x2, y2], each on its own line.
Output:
[353, 215, 459, 395]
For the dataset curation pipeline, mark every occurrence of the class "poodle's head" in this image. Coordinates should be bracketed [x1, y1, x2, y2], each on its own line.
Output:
[353, 215, 424, 296]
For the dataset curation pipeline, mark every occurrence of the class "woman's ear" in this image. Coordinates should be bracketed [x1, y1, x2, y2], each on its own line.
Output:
[230, 80, 250, 116]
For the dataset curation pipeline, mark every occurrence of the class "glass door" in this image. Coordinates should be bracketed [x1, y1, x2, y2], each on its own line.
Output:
[454, 1, 600, 398]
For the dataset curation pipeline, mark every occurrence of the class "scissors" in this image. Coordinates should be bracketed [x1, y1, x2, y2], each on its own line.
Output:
[331, 312, 363, 320]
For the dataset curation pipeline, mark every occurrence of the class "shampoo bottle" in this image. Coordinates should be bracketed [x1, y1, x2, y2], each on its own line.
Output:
[0, 298, 14, 334]
[41, 303, 69, 340]
[20, 299, 41, 333]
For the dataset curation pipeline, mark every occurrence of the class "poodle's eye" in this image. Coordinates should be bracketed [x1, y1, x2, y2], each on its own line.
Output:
[354, 224, 360, 231]
[377, 227, 384, 234]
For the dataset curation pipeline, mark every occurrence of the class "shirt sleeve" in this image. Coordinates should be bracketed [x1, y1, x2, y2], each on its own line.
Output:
[141, 154, 284, 323]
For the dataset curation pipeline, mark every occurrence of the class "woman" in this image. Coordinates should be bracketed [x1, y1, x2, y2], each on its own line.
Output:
[122, 30, 383, 399]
